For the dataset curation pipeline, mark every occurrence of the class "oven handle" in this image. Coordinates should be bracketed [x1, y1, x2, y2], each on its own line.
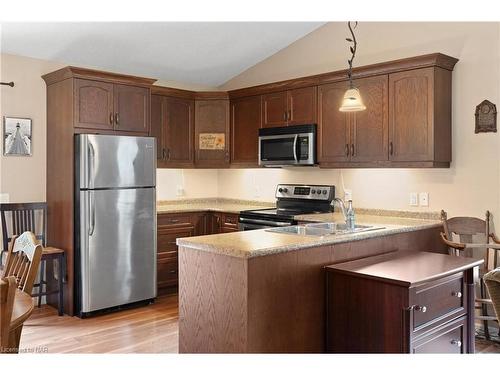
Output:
[239, 217, 292, 227]
[293, 134, 299, 163]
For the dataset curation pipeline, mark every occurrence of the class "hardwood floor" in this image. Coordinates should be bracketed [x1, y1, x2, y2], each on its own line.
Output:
[20, 294, 179, 353]
[19, 294, 500, 354]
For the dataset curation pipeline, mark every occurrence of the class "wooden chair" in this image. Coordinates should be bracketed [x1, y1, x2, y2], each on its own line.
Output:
[0, 203, 66, 315]
[484, 268, 500, 330]
[3, 232, 43, 294]
[0, 276, 17, 353]
[440, 210, 500, 340]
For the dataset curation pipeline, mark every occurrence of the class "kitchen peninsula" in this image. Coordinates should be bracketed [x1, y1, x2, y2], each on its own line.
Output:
[177, 211, 448, 353]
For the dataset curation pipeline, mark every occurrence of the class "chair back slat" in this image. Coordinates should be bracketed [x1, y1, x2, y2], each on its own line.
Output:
[3, 232, 42, 294]
[0, 203, 47, 256]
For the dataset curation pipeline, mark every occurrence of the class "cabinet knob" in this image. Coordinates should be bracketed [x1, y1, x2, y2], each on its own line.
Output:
[450, 339, 462, 347]
[414, 305, 427, 313]
[115, 113, 120, 126]
[451, 291, 462, 298]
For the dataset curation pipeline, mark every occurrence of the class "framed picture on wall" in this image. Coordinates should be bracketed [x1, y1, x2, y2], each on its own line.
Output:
[3, 116, 32, 156]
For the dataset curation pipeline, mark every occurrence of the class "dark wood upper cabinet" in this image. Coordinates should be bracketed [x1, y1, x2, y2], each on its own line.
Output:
[262, 87, 317, 128]
[231, 95, 262, 165]
[389, 67, 434, 162]
[262, 91, 287, 127]
[153, 95, 195, 167]
[318, 81, 351, 163]
[388, 67, 453, 166]
[164, 97, 194, 167]
[74, 79, 114, 130]
[194, 99, 230, 167]
[151, 94, 164, 160]
[113, 84, 150, 133]
[350, 75, 389, 162]
[287, 87, 317, 125]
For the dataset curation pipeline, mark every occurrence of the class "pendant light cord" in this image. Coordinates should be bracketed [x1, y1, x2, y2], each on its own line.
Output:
[346, 21, 358, 89]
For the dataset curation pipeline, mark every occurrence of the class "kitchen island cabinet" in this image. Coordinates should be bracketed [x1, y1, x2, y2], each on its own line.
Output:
[177, 217, 447, 353]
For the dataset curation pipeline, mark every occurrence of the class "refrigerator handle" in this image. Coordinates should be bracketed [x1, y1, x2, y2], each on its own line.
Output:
[88, 141, 95, 189]
[89, 191, 95, 236]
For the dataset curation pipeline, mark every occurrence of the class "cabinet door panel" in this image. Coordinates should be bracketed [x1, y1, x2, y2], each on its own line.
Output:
[195, 100, 230, 167]
[151, 94, 164, 160]
[165, 97, 194, 167]
[74, 79, 114, 130]
[262, 91, 287, 128]
[389, 68, 434, 161]
[113, 84, 150, 133]
[231, 96, 261, 165]
[318, 82, 351, 163]
[288, 87, 317, 125]
[351, 76, 389, 162]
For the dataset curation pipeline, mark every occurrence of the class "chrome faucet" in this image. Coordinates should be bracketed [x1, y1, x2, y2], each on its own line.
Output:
[332, 197, 348, 224]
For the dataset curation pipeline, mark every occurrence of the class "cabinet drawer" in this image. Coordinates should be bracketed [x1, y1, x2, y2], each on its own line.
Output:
[158, 255, 178, 287]
[158, 213, 195, 227]
[157, 227, 194, 253]
[412, 273, 464, 330]
[411, 316, 467, 354]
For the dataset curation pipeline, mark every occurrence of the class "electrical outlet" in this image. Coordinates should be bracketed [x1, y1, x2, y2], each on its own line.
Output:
[176, 186, 185, 197]
[253, 185, 260, 198]
[419, 192, 429, 207]
[409, 192, 418, 206]
[344, 189, 352, 201]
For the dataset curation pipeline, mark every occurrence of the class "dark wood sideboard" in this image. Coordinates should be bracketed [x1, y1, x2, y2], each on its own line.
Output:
[326, 251, 483, 353]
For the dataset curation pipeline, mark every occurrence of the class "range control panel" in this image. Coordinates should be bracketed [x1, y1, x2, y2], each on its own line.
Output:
[275, 184, 335, 201]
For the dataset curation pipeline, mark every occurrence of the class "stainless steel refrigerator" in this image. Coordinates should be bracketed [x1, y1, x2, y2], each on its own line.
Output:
[75, 134, 156, 316]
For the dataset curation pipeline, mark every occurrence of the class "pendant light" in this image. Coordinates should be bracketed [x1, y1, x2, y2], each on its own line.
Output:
[339, 21, 366, 112]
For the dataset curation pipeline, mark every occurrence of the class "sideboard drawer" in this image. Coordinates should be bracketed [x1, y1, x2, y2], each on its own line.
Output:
[412, 273, 465, 329]
[411, 316, 467, 354]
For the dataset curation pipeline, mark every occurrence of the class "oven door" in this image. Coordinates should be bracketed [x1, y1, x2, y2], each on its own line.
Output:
[239, 217, 294, 231]
[259, 133, 315, 166]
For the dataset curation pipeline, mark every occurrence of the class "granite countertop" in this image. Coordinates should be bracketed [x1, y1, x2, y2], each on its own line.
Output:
[157, 198, 274, 214]
[177, 211, 443, 259]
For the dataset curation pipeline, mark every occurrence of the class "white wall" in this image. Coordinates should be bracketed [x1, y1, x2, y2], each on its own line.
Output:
[218, 22, 500, 226]
[156, 169, 218, 200]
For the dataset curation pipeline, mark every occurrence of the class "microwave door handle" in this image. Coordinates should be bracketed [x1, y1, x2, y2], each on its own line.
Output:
[293, 135, 299, 163]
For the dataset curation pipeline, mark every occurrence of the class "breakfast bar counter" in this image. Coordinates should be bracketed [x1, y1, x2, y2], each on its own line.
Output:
[177, 212, 448, 353]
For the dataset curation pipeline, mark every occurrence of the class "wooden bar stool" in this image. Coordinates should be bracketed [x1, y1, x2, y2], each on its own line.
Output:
[0, 203, 66, 316]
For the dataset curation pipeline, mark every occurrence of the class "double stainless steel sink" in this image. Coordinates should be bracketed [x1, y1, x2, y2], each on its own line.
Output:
[266, 222, 384, 237]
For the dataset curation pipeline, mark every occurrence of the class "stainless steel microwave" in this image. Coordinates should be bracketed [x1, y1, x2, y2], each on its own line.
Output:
[258, 124, 316, 166]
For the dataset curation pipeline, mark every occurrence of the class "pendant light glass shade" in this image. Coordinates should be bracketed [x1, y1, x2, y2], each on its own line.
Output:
[339, 87, 366, 112]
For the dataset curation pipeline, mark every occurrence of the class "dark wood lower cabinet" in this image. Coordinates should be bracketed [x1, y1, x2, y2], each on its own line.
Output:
[156, 211, 240, 294]
[326, 252, 481, 353]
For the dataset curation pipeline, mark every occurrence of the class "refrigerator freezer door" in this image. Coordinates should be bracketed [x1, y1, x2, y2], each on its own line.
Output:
[78, 134, 156, 189]
[79, 188, 157, 313]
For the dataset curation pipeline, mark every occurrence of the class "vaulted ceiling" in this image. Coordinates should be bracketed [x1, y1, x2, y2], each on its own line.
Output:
[0, 22, 325, 87]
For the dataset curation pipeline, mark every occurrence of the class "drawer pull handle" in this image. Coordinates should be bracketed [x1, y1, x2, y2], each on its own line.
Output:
[168, 270, 177, 274]
[450, 339, 462, 347]
[414, 305, 427, 313]
[169, 219, 180, 223]
[451, 291, 462, 298]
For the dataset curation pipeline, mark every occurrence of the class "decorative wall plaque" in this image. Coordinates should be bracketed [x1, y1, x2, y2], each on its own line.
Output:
[199, 133, 225, 150]
[475, 100, 497, 133]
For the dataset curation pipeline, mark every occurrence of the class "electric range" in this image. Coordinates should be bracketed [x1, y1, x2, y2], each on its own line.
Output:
[238, 184, 335, 230]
